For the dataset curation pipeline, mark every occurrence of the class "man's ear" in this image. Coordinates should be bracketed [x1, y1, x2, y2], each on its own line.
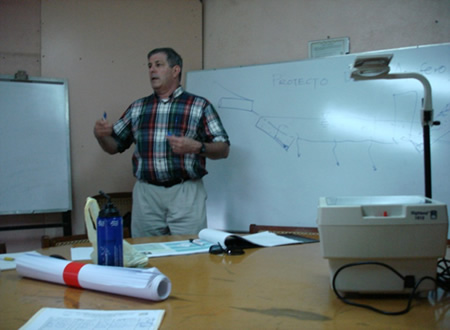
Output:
[172, 65, 181, 79]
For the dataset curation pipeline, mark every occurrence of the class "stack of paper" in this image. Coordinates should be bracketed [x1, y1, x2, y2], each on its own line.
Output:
[20, 308, 165, 330]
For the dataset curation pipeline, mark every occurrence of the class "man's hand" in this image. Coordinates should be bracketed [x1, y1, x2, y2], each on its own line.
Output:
[167, 135, 201, 155]
[167, 135, 230, 159]
[93, 119, 118, 154]
[94, 119, 114, 139]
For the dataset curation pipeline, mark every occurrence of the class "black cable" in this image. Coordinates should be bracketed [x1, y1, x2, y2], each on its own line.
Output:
[332, 259, 450, 316]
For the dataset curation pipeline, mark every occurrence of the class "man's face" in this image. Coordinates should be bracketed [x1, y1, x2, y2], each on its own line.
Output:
[147, 52, 180, 97]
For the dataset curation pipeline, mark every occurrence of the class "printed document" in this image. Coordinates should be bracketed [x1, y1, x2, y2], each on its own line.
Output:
[20, 308, 165, 330]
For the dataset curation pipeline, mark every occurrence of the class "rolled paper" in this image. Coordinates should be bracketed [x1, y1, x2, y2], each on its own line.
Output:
[63, 262, 85, 288]
[16, 253, 171, 301]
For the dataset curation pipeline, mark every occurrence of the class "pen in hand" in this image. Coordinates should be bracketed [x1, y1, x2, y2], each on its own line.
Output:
[103, 112, 107, 121]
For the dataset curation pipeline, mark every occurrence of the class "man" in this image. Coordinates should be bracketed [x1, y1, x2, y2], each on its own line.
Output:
[94, 48, 230, 237]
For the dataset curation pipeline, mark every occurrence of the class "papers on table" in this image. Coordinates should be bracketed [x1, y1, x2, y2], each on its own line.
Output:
[20, 308, 165, 330]
[72, 239, 215, 260]
[131, 230, 306, 258]
[133, 239, 214, 258]
[238, 231, 312, 246]
[198, 228, 309, 248]
[70, 247, 94, 261]
[70, 229, 312, 260]
[0, 251, 39, 271]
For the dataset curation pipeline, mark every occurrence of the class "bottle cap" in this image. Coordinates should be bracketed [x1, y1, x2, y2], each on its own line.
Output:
[98, 190, 121, 217]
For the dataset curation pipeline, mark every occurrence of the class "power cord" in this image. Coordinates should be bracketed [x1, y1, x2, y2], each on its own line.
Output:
[437, 258, 450, 291]
[332, 259, 450, 315]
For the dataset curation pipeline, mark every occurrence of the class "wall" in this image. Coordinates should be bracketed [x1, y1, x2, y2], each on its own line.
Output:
[1, 0, 449, 252]
[200, 0, 450, 230]
[203, 0, 450, 69]
[40, 0, 202, 237]
[0, 0, 202, 252]
[0, 0, 41, 76]
[0, 0, 62, 252]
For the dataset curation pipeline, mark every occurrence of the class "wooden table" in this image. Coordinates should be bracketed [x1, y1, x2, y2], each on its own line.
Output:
[1, 236, 448, 329]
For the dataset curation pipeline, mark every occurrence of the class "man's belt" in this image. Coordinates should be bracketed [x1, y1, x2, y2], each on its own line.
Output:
[143, 177, 190, 188]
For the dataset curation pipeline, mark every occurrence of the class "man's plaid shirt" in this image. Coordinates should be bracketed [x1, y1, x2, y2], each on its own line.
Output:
[112, 86, 229, 183]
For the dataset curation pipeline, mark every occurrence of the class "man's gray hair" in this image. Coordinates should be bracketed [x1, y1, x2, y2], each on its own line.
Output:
[147, 48, 183, 80]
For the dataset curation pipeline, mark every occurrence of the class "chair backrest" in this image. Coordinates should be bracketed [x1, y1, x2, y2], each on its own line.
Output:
[92, 192, 132, 216]
[0, 242, 6, 254]
[41, 234, 90, 248]
[41, 229, 131, 249]
[92, 192, 132, 237]
[249, 224, 319, 241]
[41, 192, 133, 249]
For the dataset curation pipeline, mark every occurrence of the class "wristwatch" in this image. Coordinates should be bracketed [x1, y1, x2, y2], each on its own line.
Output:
[199, 142, 206, 154]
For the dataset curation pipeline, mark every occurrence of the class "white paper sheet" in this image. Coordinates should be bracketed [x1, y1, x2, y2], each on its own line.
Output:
[133, 239, 214, 258]
[16, 253, 171, 301]
[198, 228, 304, 248]
[70, 247, 94, 261]
[70, 229, 307, 260]
[20, 308, 165, 330]
[0, 251, 39, 271]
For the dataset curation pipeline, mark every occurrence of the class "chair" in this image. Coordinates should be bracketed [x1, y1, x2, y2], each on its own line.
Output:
[0, 243, 6, 254]
[41, 192, 133, 248]
[41, 234, 90, 248]
[92, 192, 133, 238]
[249, 224, 319, 241]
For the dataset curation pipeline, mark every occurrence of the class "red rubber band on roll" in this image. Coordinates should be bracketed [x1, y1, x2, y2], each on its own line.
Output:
[63, 262, 86, 288]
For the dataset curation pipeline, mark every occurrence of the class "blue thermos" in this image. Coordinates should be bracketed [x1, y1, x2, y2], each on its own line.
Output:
[97, 191, 123, 266]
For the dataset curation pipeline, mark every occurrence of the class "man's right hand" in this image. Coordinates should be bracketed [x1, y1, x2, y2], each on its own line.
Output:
[93, 119, 118, 154]
[94, 119, 113, 139]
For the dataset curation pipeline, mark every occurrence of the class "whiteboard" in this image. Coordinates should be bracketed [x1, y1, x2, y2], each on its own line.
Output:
[0, 76, 72, 214]
[186, 43, 450, 233]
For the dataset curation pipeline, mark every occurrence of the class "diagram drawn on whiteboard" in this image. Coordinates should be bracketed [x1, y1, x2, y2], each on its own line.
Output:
[215, 82, 449, 171]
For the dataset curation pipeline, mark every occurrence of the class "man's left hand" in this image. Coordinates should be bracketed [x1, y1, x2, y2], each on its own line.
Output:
[167, 135, 201, 154]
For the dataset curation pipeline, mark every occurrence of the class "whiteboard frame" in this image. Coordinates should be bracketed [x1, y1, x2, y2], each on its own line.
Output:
[0, 75, 72, 214]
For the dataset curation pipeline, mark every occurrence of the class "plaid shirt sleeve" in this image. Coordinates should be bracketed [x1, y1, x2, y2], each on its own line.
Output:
[197, 98, 230, 145]
[112, 98, 146, 153]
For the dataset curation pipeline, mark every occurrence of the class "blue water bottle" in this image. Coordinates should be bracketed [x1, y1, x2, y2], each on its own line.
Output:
[97, 191, 123, 266]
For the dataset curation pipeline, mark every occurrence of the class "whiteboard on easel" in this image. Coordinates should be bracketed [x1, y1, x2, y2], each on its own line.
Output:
[186, 43, 450, 234]
[0, 76, 72, 214]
